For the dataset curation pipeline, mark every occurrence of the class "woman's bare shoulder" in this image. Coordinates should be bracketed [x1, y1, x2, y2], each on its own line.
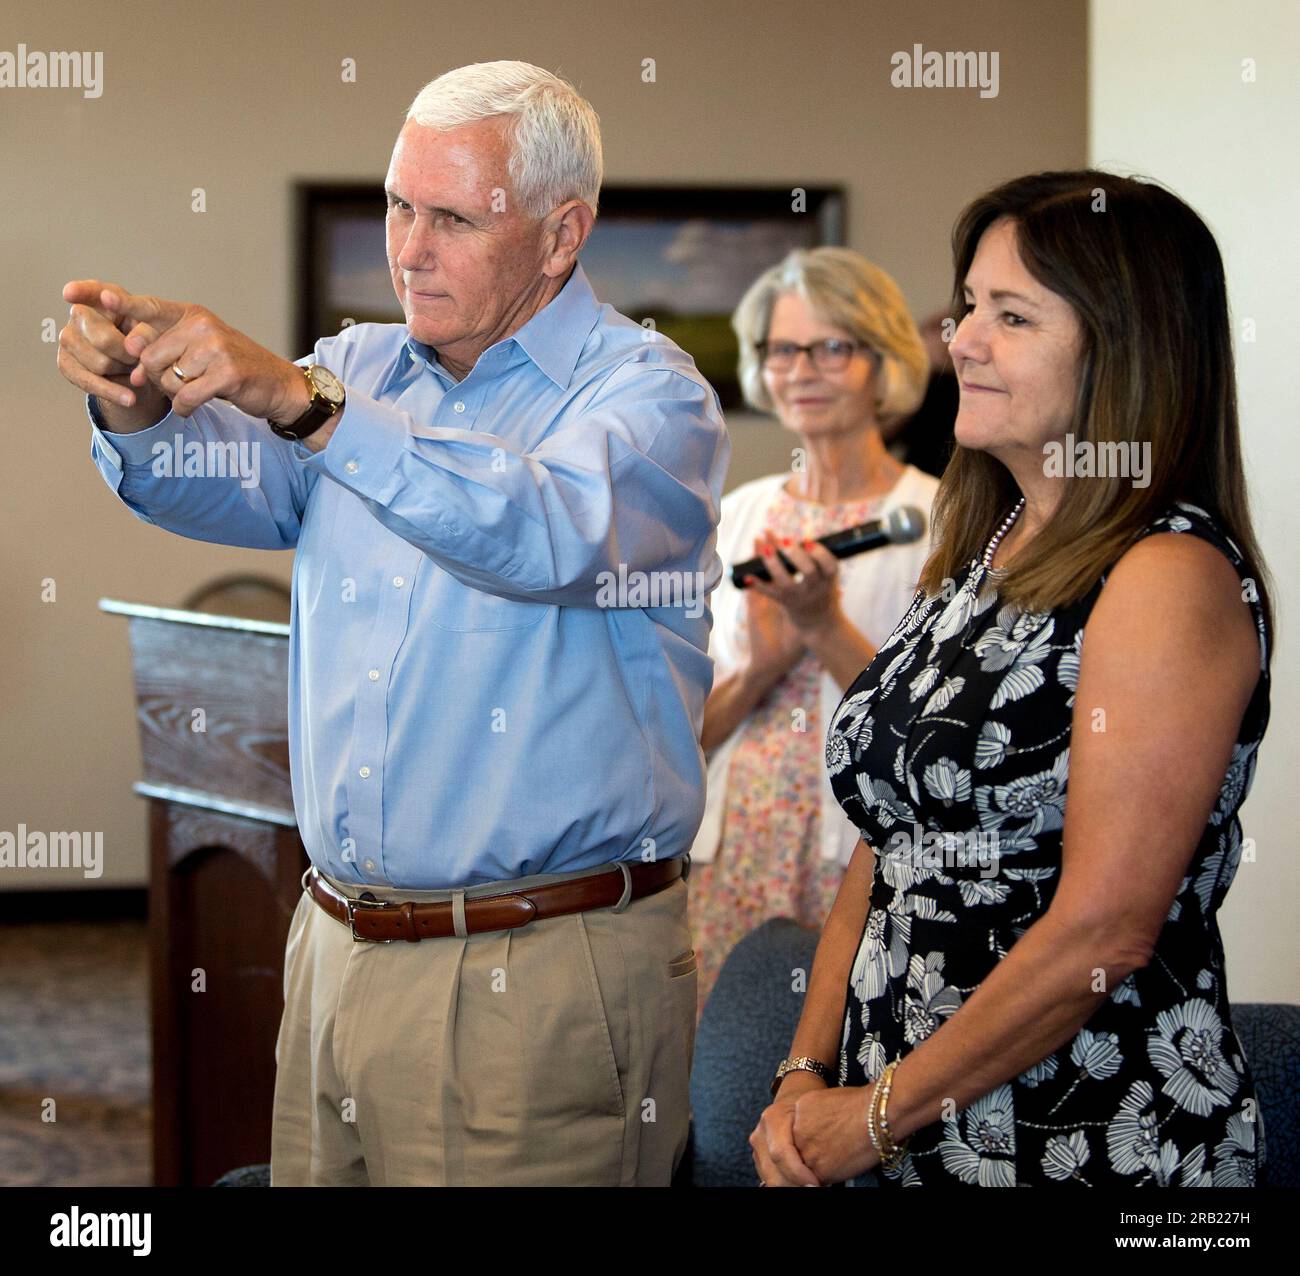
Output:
[1089, 528, 1258, 702]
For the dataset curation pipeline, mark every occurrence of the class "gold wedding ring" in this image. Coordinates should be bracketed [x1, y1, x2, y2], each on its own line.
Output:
[171, 363, 191, 382]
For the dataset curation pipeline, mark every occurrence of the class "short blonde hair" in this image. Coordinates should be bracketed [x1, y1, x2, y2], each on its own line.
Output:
[405, 61, 603, 221]
[732, 246, 928, 422]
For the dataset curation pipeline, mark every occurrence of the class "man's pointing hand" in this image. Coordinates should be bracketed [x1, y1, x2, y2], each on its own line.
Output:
[60, 280, 308, 424]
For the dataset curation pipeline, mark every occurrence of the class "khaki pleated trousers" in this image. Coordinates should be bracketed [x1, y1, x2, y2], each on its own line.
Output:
[270, 860, 697, 1186]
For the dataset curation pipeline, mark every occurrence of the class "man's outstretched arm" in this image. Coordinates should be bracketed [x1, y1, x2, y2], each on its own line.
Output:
[59, 279, 319, 550]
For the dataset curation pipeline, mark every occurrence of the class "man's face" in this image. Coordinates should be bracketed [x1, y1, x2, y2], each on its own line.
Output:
[384, 117, 550, 368]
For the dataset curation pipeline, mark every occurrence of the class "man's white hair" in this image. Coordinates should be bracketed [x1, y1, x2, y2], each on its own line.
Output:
[405, 61, 602, 221]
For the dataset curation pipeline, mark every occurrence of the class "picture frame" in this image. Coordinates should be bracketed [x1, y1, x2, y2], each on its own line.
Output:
[295, 182, 846, 409]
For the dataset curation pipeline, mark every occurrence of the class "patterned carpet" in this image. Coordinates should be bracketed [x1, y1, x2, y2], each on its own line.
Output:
[0, 919, 151, 1186]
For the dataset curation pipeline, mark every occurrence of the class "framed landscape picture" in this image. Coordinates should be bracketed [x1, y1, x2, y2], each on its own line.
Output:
[296, 182, 845, 409]
[295, 182, 404, 356]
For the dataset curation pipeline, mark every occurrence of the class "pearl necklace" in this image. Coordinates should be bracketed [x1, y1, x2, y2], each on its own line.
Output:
[981, 497, 1027, 571]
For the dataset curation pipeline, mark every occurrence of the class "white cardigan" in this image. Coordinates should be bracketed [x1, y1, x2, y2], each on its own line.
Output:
[690, 465, 940, 868]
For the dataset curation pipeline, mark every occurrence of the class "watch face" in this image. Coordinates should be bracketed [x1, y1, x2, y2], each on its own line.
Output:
[309, 365, 345, 404]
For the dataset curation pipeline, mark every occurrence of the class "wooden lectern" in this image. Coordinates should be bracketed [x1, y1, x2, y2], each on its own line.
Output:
[100, 599, 309, 1187]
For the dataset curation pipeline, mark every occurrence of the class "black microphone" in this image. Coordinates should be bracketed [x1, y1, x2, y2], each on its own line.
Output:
[731, 505, 926, 588]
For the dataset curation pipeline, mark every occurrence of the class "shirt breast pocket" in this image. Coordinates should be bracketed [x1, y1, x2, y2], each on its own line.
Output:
[427, 566, 550, 632]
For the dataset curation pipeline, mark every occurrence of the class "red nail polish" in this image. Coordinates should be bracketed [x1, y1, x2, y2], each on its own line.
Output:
[781, 537, 792, 547]
[803, 538, 815, 549]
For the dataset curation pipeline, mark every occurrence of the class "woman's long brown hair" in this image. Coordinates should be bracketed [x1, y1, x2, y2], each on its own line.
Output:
[919, 170, 1274, 658]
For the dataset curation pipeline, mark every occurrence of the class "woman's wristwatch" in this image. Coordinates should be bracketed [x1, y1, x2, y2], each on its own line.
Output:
[771, 1055, 832, 1098]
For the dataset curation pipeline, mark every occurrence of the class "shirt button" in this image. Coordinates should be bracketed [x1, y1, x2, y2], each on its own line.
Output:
[392, 576, 405, 588]
[363, 858, 377, 874]
[358, 766, 371, 779]
[344, 460, 359, 474]
[453, 400, 466, 413]
[368, 669, 380, 681]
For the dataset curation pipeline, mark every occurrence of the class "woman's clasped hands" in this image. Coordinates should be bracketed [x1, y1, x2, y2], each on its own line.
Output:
[749, 1072, 883, 1187]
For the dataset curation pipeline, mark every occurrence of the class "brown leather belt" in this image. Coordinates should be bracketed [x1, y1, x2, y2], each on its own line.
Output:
[305, 855, 689, 943]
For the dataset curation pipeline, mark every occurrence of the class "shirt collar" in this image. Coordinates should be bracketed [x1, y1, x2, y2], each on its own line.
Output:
[399, 261, 599, 392]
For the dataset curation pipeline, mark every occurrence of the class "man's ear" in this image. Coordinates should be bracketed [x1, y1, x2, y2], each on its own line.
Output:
[543, 200, 595, 278]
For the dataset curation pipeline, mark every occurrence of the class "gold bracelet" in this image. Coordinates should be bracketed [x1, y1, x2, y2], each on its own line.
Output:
[872, 1059, 910, 1172]
[865, 1074, 886, 1157]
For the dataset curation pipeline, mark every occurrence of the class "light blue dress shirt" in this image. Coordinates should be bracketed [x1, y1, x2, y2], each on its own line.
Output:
[88, 263, 731, 888]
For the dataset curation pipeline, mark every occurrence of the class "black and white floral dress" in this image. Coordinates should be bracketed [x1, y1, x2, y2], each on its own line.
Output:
[825, 501, 1270, 1186]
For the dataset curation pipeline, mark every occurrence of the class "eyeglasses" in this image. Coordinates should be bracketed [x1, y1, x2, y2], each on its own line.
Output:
[755, 338, 872, 373]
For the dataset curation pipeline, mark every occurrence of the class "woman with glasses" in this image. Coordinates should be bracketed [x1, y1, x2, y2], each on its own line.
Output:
[688, 247, 940, 1017]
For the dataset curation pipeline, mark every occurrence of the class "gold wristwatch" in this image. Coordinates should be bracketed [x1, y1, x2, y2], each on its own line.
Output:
[267, 364, 345, 441]
[770, 1055, 832, 1098]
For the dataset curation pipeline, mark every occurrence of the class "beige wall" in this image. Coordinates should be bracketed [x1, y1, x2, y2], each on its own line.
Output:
[1090, 0, 1300, 1002]
[0, 0, 1085, 890]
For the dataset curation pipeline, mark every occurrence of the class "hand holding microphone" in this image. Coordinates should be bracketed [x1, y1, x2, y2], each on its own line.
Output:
[732, 506, 927, 588]
[732, 507, 926, 696]
[740, 528, 845, 638]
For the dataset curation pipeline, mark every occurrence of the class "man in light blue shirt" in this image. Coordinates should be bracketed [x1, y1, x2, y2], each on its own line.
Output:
[60, 61, 729, 1186]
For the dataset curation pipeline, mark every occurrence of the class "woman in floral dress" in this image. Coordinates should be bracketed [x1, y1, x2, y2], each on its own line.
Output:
[749, 172, 1274, 1187]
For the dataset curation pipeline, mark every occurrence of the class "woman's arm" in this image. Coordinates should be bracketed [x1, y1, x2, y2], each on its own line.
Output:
[869, 532, 1263, 1145]
[745, 536, 879, 691]
[701, 665, 784, 754]
[703, 570, 807, 753]
[797, 602, 879, 691]
[749, 835, 876, 1185]
[782, 834, 877, 1068]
